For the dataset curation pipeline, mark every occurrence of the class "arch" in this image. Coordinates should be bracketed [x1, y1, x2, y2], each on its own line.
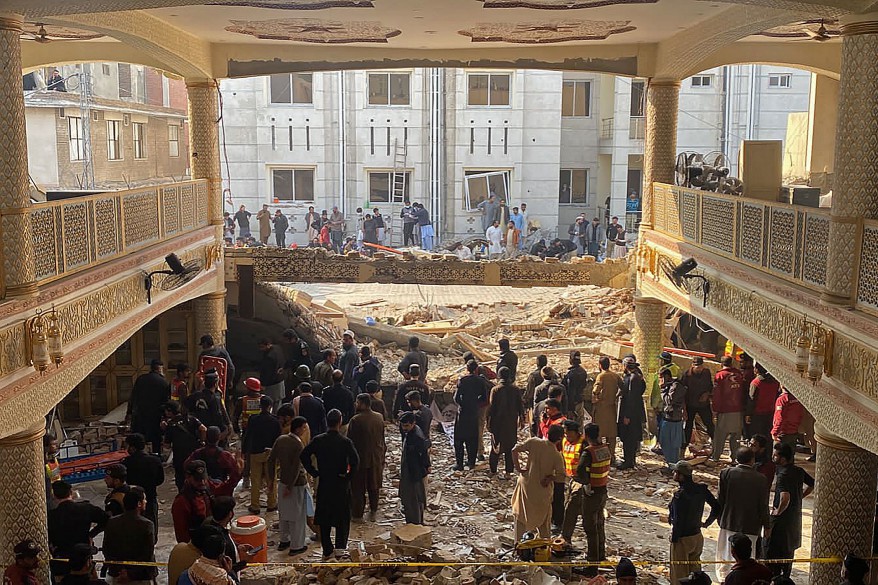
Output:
[35, 11, 213, 79]
[21, 41, 187, 77]
[678, 42, 841, 80]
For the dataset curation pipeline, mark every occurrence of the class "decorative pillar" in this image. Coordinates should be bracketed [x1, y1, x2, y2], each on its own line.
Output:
[0, 423, 49, 582]
[632, 295, 666, 431]
[194, 291, 227, 346]
[185, 79, 223, 228]
[0, 15, 38, 299]
[641, 79, 680, 230]
[810, 425, 878, 585]
[821, 14, 878, 306]
[806, 75, 838, 192]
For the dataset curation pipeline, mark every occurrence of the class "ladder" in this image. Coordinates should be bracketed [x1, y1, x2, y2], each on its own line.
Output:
[387, 139, 408, 246]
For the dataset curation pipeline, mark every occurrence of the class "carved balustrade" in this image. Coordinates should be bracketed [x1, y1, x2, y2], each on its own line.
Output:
[29, 180, 209, 285]
[651, 183, 832, 294]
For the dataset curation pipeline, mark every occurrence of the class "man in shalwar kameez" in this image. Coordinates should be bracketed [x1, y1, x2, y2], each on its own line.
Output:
[510, 424, 566, 542]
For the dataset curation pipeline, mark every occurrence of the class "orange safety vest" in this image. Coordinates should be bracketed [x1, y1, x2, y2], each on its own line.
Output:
[46, 459, 61, 484]
[562, 437, 585, 478]
[239, 393, 262, 431]
[586, 444, 611, 488]
[171, 378, 188, 401]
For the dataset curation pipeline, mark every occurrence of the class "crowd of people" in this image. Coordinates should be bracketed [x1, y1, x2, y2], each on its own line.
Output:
[19, 324, 860, 585]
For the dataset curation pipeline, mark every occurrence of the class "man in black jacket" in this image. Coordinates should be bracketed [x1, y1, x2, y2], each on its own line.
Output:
[617, 358, 646, 470]
[199, 335, 236, 394]
[258, 338, 287, 410]
[399, 411, 431, 524]
[48, 481, 108, 582]
[301, 409, 360, 559]
[397, 337, 429, 382]
[668, 460, 719, 584]
[127, 359, 170, 455]
[563, 351, 591, 423]
[103, 488, 157, 584]
[121, 433, 164, 542]
[184, 370, 230, 439]
[496, 339, 518, 380]
[453, 361, 491, 470]
[322, 370, 355, 429]
[682, 357, 715, 447]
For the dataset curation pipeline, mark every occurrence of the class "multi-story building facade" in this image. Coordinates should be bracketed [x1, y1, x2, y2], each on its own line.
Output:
[24, 63, 190, 195]
[220, 64, 811, 245]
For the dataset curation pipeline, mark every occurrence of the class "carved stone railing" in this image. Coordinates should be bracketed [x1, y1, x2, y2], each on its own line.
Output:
[29, 180, 209, 284]
[858, 220, 878, 315]
[651, 183, 831, 293]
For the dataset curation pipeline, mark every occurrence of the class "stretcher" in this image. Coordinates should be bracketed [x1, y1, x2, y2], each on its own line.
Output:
[58, 439, 127, 484]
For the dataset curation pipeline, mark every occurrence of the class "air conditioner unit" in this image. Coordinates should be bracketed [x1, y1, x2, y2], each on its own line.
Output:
[57, 108, 66, 119]
[123, 113, 131, 126]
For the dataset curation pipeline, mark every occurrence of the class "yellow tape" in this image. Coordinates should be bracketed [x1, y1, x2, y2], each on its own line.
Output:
[52, 557, 854, 568]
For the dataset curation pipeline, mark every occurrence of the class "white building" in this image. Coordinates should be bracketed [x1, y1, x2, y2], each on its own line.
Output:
[219, 65, 812, 246]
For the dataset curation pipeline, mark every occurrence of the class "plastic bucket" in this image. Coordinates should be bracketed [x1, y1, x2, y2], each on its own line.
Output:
[229, 515, 268, 563]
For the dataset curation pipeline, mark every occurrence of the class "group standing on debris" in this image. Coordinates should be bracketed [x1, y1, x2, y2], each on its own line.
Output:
[24, 323, 844, 585]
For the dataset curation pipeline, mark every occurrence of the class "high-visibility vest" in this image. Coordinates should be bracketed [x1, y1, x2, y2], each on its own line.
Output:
[562, 437, 585, 478]
[171, 378, 187, 401]
[46, 459, 61, 483]
[239, 393, 262, 430]
[586, 444, 611, 488]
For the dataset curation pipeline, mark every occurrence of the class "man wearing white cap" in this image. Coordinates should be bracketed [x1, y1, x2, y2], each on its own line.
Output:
[338, 330, 360, 388]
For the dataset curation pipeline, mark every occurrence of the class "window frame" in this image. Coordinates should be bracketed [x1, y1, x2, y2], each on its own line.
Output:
[268, 73, 314, 105]
[690, 75, 713, 88]
[132, 122, 146, 160]
[768, 74, 792, 89]
[464, 169, 511, 211]
[561, 80, 591, 118]
[366, 72, 411, 107]
[270, 167, 317, 202]
[366, 169, 412, 204]
[68, 116, 85, 162]
[168, 124, 180, 158]
[106, 119, 122, 161]
[559, 168, 589, 206]
[466, 73, 512, 107]
[630, 80, 646, 118]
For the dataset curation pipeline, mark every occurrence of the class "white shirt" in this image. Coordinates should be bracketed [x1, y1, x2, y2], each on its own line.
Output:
[486, 226, 503, 254]
[456, 246, 474, 260]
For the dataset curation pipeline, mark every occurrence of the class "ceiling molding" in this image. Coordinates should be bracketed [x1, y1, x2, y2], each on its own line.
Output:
[458, 20, 635, 44]
[224, 17, 401, 43]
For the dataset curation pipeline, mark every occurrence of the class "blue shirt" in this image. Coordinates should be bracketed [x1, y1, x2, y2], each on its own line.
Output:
[511, 212, 524, 231]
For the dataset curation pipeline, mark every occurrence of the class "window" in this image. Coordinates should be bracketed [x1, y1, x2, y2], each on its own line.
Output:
[168, 124, 180, 158]
[272, 168, 315, 201]
[559, 169, 588, 205]
[101, 63, 110, 76]
[769, 74, 792, 88]
[467, 73, 510, 106]
[690, 75, 713, 88]
[464, 170, 510, 210]
[133, 122, 146, 159]
[68, 117, 85, 161]
[561, 80, 591, 117]
[367, 73, 410, 106]
[630, 80, 645, 117]
[106, 120, 122, 161]
[269, 73, 313, 104]
[368, 171, 411, 203]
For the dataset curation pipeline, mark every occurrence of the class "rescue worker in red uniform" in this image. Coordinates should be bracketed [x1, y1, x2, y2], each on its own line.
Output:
[171, 363, 192, 402]
[560, 420, 587, 545]
[576, 422, 611, 576]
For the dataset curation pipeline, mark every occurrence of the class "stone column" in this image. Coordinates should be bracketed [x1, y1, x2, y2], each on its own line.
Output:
[632, 296, 665, 431]
[806, 75, 838, 192]
[194, 291, 227, 346]
[641, 80, 680, 230]
[822, 14, 878, 306]
[810, 425, 878, 585]
[0, 15, 38, 299]
[186, 79, 223, 227]
[0, 423, 49, 582]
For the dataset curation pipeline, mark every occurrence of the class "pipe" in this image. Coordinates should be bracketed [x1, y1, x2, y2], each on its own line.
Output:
[338, 71, 347, 214]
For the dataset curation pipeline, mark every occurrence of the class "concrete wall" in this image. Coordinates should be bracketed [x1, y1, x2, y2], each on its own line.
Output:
[26, 108, 60, 188]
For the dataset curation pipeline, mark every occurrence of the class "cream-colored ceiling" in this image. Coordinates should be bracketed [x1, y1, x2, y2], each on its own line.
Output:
[11, 0, 858, 79]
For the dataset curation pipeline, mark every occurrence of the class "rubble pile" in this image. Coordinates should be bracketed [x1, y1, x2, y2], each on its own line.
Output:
[339, 286, 636, 392]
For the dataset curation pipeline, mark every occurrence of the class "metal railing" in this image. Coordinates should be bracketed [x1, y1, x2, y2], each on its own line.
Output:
[600, 118, 613, 140]
[629, 117, 645, 140]
[29, 180, 209, 284]
[651, 183, 831, 293]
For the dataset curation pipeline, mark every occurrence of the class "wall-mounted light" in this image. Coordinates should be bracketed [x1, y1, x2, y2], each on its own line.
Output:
[47, 305, 64, 367]
[26, 305, 63, 374]
[794, 322, 810, 374]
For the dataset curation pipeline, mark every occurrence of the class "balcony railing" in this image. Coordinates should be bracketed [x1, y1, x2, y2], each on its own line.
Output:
[29, 180, 209, 285]
[651, 183, 830, 294]
[629, 117, 645, 140]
